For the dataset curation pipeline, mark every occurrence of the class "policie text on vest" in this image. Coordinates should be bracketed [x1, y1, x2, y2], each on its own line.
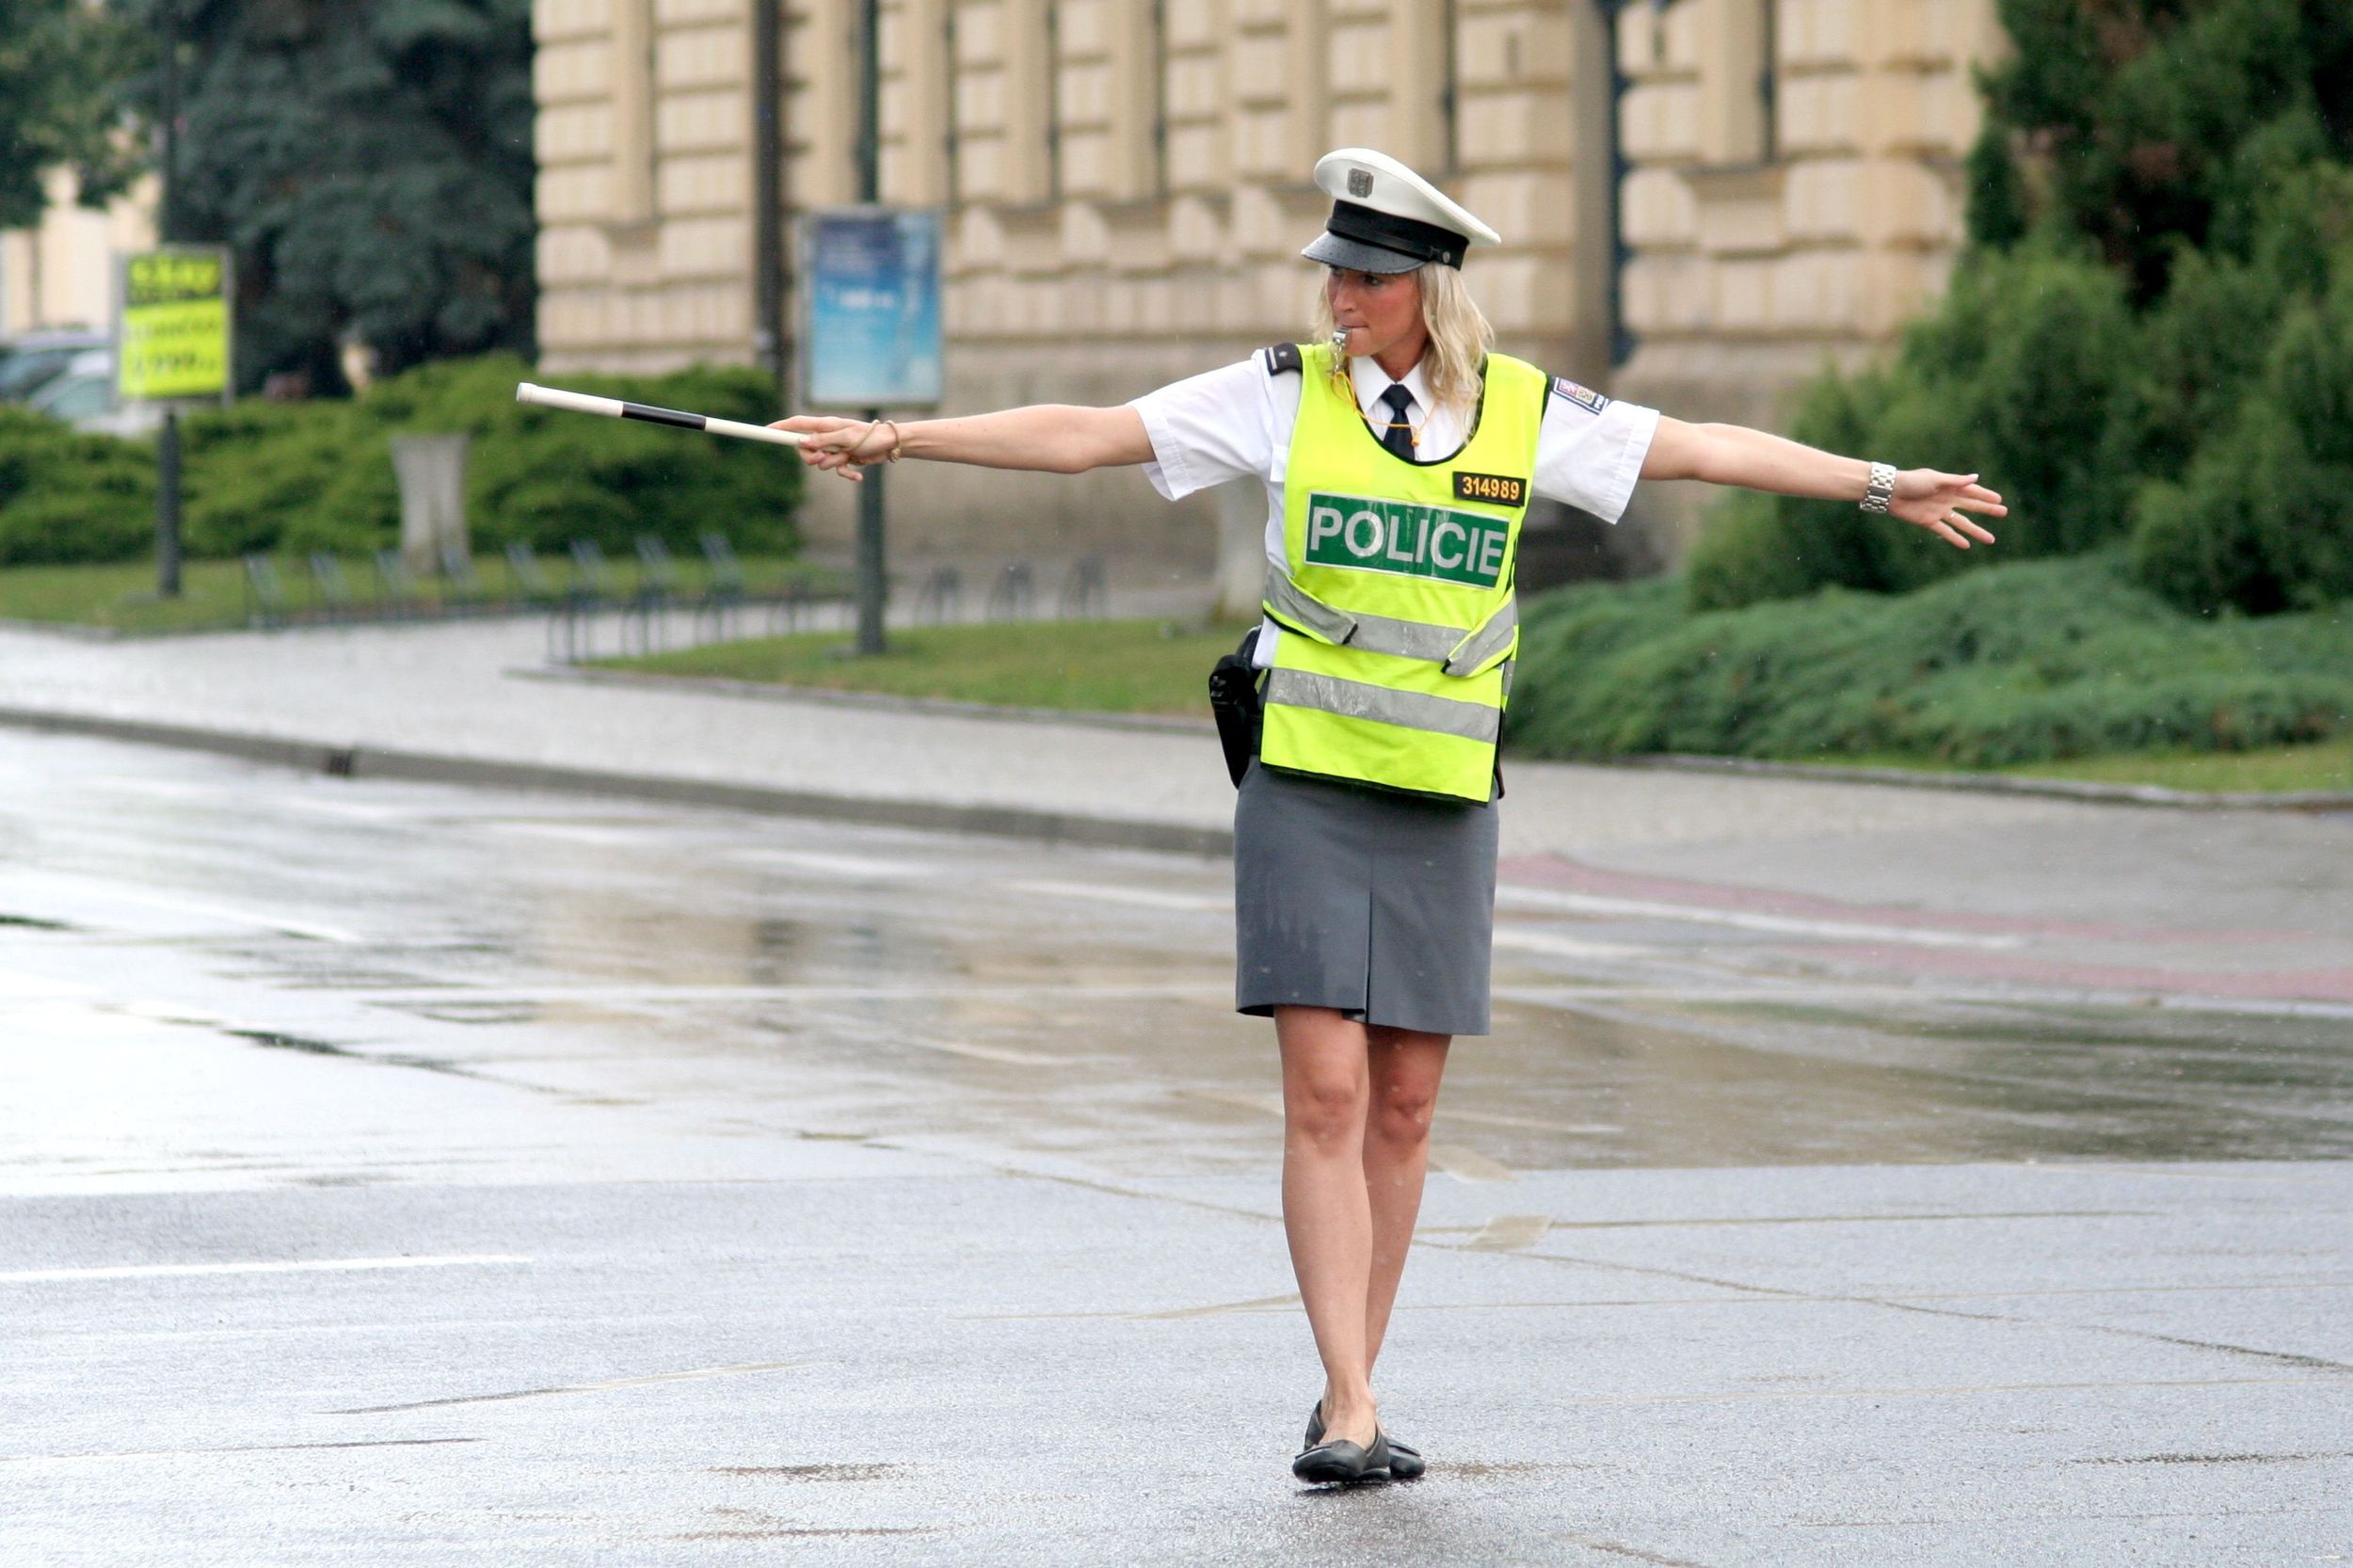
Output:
[1304, 493, 1510, 589]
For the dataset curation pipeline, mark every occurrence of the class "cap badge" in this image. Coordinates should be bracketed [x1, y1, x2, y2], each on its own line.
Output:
[1347, 168, 1373, 199]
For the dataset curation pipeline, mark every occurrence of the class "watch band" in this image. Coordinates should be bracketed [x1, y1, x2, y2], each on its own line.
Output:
[1860, 461, 1897, 515]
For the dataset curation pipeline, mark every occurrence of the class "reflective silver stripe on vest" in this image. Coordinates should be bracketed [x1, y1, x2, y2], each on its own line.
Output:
[1261, 566, 1361, 644]
[1263, 669, 1502, 743]
[1264, 567, 1513, 669]
[1442, 598, 1519, 675]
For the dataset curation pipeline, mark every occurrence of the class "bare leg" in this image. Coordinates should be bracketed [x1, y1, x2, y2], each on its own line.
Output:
[1361, 1026, 1449, 1374]
[1275, 1005, 1380, 1448]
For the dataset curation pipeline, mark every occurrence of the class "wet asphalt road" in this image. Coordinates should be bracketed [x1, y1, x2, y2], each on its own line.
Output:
[3, 732, 2350, 1566]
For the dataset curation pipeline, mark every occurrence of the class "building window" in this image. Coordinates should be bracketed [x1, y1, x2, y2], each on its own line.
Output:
[1150, 0, 1168, 194]
[1045, 1, 1062, 201]
[945, 5, 961, 207]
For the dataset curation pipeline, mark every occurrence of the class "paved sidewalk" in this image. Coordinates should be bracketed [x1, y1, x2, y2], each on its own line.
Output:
[2, 615, 2349, 1012]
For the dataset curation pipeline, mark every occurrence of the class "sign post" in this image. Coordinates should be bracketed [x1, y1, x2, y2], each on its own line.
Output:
[119, 246, 232, 599]
[799, 207, 944, 655]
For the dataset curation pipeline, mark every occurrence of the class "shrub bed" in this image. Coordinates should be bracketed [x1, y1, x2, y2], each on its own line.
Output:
[1509, 555, 2353, 768]
[0, 353, 802, 566]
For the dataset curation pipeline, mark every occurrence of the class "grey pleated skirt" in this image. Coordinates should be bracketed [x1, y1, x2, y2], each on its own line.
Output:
[1233, 760, 1500, 1037]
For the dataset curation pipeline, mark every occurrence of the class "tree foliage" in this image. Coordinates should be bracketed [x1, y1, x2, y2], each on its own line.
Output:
[0, 0, 144, 229]
[1969, 0, 2353, 304]
[1689, 0, 2353, 618]
[113, 0, 536, 392]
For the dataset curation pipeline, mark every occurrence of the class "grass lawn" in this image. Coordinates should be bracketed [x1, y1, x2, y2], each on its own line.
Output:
[2008, 735, 2353, 795]
[0, 554, 840, 635]
[607, 618, 2353, 794]
[598, 618, 1247, 716]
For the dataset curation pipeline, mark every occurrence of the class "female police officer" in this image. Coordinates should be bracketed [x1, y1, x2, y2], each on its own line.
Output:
[778, 148, 2005, 1486]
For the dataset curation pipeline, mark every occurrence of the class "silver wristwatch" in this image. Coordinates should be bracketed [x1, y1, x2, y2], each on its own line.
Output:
[1860, 462, 1897, 515]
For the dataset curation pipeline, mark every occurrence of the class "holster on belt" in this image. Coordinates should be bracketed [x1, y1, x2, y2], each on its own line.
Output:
[1206, 627, 1263, 789]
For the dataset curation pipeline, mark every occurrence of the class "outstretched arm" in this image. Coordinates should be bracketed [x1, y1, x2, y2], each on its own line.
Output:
[1641, 415, 2006, 550]
[774, 406, 1155, 483]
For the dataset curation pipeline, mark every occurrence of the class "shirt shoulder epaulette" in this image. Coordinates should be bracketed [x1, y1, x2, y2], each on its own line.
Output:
[1548, 375, 1611, 416]
[1261, 343, 1304, 376]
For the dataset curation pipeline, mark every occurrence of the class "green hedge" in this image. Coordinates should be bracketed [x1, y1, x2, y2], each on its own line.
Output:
[0, 408, 157, 566]
[1510, 555, 2353, 768]
[0, 353, 803, 566]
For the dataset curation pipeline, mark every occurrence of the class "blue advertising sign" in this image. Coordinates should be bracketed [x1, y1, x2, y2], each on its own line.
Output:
[800, 208, 944, 409]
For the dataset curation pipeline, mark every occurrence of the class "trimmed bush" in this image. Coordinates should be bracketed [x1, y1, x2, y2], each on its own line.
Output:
[1510, 556, 2353, 768]
[0, 353, 803, 568]
[1684, 244, 2146, 612]
[0, 408, 157, 566]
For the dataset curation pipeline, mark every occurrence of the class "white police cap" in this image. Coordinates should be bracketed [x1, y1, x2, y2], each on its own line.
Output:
[1300, 148, 1502, 274]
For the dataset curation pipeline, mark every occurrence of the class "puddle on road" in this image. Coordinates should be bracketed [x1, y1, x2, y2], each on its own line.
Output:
[11, 732, 2351, 1180]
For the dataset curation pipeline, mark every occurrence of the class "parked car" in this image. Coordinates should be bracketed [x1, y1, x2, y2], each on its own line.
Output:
[0, 330, 108, 402]
[24, 348, 162, 438]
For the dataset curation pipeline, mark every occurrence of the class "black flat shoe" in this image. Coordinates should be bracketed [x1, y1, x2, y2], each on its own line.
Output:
[1291, 1428, 1392, 1486]
[1307, 1400, 1425, 1480]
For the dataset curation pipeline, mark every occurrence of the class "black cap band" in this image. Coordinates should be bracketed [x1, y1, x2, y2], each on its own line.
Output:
[1322, 200, 1468, 269]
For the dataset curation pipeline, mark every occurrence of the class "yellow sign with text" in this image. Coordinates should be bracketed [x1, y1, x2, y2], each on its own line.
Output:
[118, 248, 231, 401]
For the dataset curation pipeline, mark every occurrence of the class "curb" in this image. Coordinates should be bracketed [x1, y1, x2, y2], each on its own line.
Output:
[520, 663, 1216, 734]
[0, 705, 1236, 858]
[517, 668, 2353, 814]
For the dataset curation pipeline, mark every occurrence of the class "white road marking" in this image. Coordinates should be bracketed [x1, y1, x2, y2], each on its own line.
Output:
[0, 970, 96, 1000]
[8, 865, 366, 943]
[98, 888, 363, 945]
[890, 1033, 1066, 1066]
[334, 1359, 814, 1414]
[1125, 1290, 1302, 1320]
[0, 1254, 529, 1287]
[738, 850, 933, 879]
[1495, 885, 2025, 951]
[1556, 1373, 2353, 1408]
[1429, 1144, 1517, 1184]
[1443, 1107, 1624, 1135]
[483, 822, 656, 847]
[114, 1000, 231, 1024]
[1181, 1088, 1285, 1118]
[1465, 1215, 1554, 1252]
[1493, 928, 1648, 960]
[263, 795, 417, 824]
[1010, 879, 1231, 914]
[362, 982, 1227, 1005]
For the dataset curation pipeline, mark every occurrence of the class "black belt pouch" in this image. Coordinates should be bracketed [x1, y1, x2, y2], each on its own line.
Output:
[1206, 627, 1263, 789]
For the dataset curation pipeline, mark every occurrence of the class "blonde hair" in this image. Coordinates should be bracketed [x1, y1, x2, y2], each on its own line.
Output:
[1310, 263, 1496, 425]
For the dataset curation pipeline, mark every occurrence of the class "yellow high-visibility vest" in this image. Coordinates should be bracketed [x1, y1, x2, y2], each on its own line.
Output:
[1258, 343, 1545, 802]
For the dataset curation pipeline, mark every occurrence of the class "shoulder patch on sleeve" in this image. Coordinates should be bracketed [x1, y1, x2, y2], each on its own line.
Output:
[1550, 376, 1610, 416]
[1262, 343, 1304, 376]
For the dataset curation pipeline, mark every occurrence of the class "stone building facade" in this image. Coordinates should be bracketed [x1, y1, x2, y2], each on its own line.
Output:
[0, 170, 156, 339]
[533, 0, 2001, 587]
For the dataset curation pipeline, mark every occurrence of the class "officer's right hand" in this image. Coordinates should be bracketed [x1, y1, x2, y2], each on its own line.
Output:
[771, 415, 890, 482]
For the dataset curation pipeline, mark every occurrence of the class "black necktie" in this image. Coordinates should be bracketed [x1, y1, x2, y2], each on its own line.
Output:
[1377, 383, 1417, 461]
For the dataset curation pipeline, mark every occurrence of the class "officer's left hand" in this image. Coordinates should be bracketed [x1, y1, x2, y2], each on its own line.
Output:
[1892, 472, 2005, 549]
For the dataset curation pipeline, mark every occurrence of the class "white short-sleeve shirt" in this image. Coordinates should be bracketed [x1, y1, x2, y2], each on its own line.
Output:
[1129, 349, 1659, 665]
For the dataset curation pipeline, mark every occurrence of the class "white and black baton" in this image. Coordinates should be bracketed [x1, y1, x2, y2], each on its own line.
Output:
[514, 382, 808, 448]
